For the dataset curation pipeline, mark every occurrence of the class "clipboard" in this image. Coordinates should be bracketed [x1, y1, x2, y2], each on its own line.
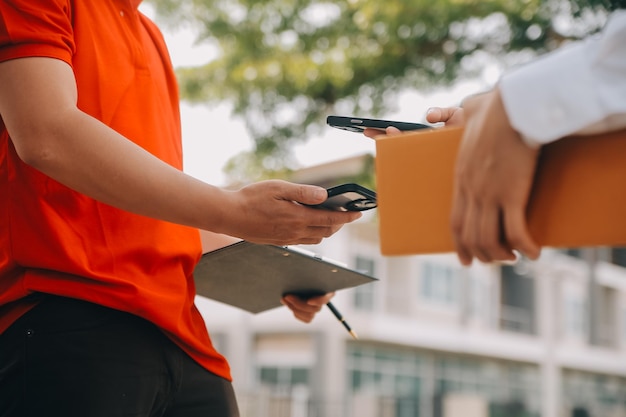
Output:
[374, 126, 626, 255]
[193, 241, 377, 313]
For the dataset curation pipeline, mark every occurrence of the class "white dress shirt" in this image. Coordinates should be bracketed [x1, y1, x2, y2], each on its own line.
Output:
[499, 10, 626, 147]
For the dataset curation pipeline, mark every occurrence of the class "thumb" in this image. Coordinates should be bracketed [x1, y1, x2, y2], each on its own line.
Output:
[426, 107, 457, 123]
[287, 184, 328, 205]
[385, 126, 402, 135]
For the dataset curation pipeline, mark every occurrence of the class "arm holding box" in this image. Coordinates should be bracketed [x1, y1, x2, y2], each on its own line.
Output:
[377, 11, 626, 265]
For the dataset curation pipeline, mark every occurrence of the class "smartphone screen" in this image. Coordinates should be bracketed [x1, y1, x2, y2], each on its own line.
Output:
[327, 115, 431, 133]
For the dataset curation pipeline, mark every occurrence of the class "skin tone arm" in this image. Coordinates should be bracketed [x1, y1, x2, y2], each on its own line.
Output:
[363, 90, 541, 265]
[445, 90, 540, 266]
[0, 57, 361, 246]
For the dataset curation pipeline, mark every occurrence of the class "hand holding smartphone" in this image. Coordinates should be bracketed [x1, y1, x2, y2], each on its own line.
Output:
[326, 115, 431, 133]
[308, 183, 377, 212]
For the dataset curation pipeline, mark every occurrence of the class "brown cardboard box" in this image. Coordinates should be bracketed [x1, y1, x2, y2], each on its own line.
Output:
[374, 126, 626, 256]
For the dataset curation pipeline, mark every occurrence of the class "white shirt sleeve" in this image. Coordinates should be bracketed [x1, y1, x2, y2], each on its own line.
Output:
[499, 10, 626, 147]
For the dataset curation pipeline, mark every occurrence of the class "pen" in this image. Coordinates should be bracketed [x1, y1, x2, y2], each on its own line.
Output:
[326, 302, 358, 340]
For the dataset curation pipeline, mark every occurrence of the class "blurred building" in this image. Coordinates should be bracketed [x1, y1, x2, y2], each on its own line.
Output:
[197, 155, 626, 417]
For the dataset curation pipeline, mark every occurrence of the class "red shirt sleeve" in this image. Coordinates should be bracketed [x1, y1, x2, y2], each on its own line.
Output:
[0, 0, 74, 64]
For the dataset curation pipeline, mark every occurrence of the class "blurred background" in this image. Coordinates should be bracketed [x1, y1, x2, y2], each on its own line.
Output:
[142, 1, 626, 416]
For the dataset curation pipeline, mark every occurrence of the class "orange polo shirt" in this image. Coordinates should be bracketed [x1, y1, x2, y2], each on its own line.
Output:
[0, 0, 231, 380]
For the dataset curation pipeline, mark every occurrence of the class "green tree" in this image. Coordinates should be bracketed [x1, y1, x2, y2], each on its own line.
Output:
[147, 0, 617, 181]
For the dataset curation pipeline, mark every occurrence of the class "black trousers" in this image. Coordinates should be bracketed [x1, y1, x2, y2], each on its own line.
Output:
[0, 295, 239, 417]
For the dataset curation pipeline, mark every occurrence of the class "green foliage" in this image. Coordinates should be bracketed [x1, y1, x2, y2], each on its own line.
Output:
[147, 0, 614, 181]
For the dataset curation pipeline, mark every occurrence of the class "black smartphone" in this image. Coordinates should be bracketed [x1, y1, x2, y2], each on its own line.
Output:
[309, 183, 377, 212]
[326, 115, 431, 133]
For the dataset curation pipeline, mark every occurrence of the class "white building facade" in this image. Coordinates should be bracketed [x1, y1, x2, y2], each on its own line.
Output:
[198, 155, 626, 417]
[199, 214, 626, 417]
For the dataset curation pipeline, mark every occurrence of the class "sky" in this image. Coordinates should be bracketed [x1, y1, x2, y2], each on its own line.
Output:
[141, 4, 493, 186]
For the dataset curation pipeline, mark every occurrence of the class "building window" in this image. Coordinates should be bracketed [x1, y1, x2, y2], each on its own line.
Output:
[500, 265, 536, 334]
[594, 286, 617, 348]
[353, 256, 376, 311]
[610, 247, 626, 268]
[564, 248, 583, 259]
[564, 296, 588, 339]
[623, 309, 626, 344]
[436, 356, 541, 417]
[209, 332, 228, 356]
[255, 366, 311, 417]
[258, 366, 310, 392]
[563, 369, 626, 417]
[347, 346, 541, 417]
[347, 345, 422, 417]
[421, 262, 459, 305]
